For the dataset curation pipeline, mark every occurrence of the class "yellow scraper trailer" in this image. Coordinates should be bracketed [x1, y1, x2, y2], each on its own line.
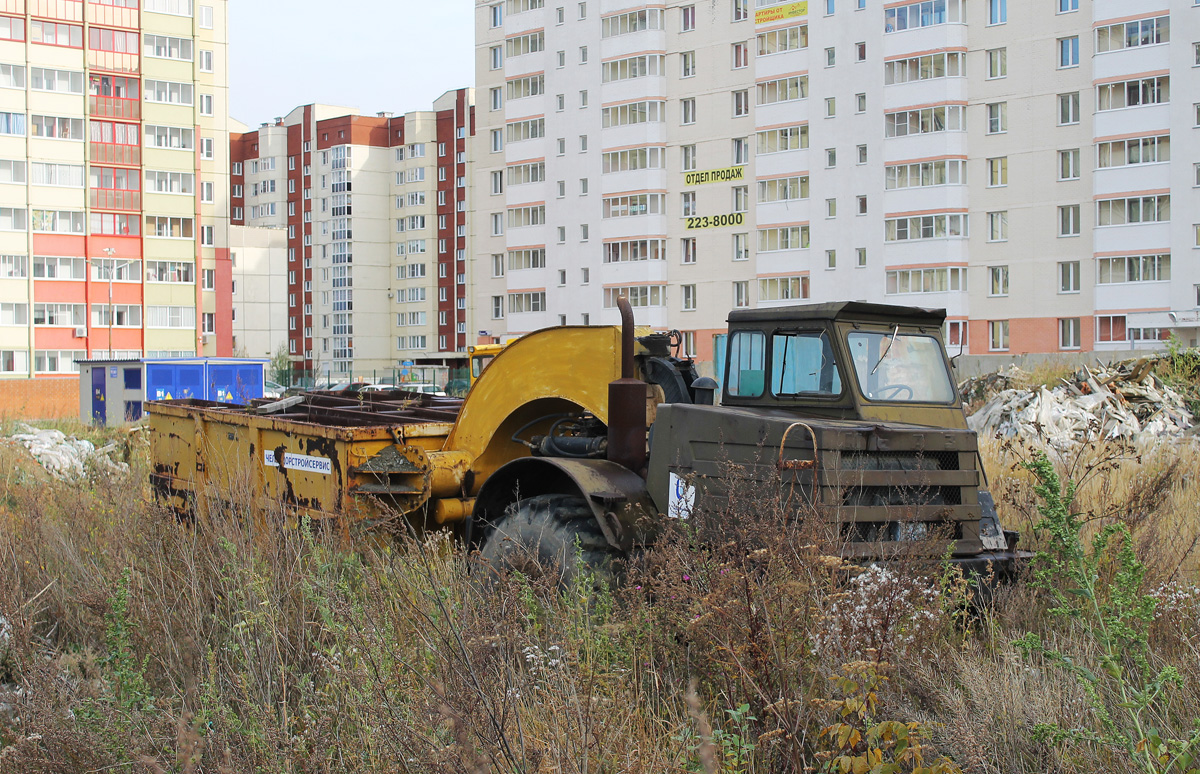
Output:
[147, 323, 642, 531]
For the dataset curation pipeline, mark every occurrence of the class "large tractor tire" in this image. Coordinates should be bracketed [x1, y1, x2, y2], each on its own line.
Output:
[478, 494, 622, 593]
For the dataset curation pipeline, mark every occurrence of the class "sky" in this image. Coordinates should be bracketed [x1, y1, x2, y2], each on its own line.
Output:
[229, 0, 475, 128]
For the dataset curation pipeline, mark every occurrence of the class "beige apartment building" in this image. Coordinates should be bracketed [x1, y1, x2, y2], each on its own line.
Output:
[230, 90, 475, 384]
[0, 0, 232, 385]
[473, 0, 1200, 367]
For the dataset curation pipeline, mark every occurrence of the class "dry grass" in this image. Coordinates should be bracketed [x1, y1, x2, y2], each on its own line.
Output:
[0, 425, 1197, 772]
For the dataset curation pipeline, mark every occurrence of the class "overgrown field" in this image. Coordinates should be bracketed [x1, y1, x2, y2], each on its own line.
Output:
[0, 422, 1198, 773]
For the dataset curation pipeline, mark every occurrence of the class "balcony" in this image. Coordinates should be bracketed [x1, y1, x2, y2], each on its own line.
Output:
[86, 1, 137, 28]
[28, 0, 81, 21]
[0, 0, 25, 14]
[90, 142, 139, 166]
[87, 50, 139, 75]
[89, 94, 139, 121]
[90, 188, 140, 211]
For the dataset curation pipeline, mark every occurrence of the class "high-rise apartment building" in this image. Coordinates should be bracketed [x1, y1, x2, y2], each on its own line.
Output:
[230, 90, 474, 383]
[474, 0, 1200, 365]
[0, 0, 231, 384]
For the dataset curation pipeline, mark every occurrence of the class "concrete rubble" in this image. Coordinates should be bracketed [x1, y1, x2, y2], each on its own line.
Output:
[4, 425, 129, 482]
[965, 357, 1195, 450]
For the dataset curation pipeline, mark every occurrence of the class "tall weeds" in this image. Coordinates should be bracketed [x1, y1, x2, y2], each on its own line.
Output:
[0, 429, 1197, 772]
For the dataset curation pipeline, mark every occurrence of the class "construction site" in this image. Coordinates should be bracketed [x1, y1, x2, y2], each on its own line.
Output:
[0, 303, 1198, 773]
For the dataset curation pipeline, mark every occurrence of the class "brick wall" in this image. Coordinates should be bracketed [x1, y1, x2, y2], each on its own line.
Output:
[0, 378, 81, 421]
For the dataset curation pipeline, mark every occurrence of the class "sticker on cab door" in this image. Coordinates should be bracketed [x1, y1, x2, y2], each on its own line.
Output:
[668, 472, 695, 519]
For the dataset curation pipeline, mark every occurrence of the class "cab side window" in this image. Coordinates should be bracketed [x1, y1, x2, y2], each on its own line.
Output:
[727, 330, 766, 397]
[772, 331, 841, 396]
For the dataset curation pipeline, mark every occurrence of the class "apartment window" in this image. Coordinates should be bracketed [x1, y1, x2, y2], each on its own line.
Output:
[825, 97, 836, 117]
[579, 90, 588, 107]
[681, 98, 696, 125]
[1058, 36, 1079, 68]
[987, 48, 1007, 78]
[856, 93, 866, 113]
[988, 0, 1005, 25]
[489, 46, 502, 69]
[856, 248, 867, 267]
[733, 186, 749, 212]
[856, 196, 867, 215]
[826, 198, 836, 218]
[733, 281, 749, 309]
[1058, 92, 1080, 125]
[680, 238, 696, 263]
[578, 1, 586, 18]
[201, 181, 214, 203]
[1097, 16, 1169, 52]
[579, 135, 588, 151]
[199, 94, 214, 116]
[556, 94, 565, 111]
[682, 284, 697, 311]
[732, 233, 748, 261]
[884, 105, 966, 136]
[733, 42, 749, 68]
[825, 0, 834, 13]
[732, 137, 749, 165]
[733, 90, 750, 117]
[825, 47, 835, 66]
[987, 102, 1007, 134]
[987, 211, 1008, 242]
[579, 45, 588, 63]
[987, 157, 1007, 186]
[1097, 77, 1170, 111]
[1059, 318, 1081, 349]
[988, 321, 1009, 351]
[198, 5, 212, 27]
[580, 224, 589, 241]
[733, 0, 749, 21]
[1059, 149, 1081, 180]
[199, 50, 213, 72]
[989, 266, 1009, 296]
[490, 88, 502, 111]
[1097, 195, 1171, 226]
[857, 145, 867, 164]
[1059, 0, 1078, 10]
[557, 50, 566, 67]
[856, 42, 866, 61]
[826, 148, 836, 167]
[826, 250, 836, 268]
[557, 138, 566, 155]
[681, 5, 695, 31]
[681, 50, 696, 78]
[490, 4, 503, 27]
[1059, 261, 1080, 293]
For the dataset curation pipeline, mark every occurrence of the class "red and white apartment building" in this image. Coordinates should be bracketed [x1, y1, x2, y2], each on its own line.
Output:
[230, 89, 475, 382]
[0, 0, 233, 385]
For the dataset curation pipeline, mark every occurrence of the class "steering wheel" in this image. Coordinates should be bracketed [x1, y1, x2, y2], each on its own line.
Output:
[876, 383, 914, 401]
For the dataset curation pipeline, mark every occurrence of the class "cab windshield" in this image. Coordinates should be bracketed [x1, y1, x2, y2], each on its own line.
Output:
[846, 330, 956, 403]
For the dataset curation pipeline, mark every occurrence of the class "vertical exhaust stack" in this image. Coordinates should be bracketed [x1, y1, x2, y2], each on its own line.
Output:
[608, 296, 648, 473]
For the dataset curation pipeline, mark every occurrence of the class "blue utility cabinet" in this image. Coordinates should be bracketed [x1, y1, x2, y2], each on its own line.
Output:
[80, 357, 268, 426]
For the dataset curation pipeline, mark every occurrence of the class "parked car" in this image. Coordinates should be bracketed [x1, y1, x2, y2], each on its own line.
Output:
[263, 380, 285, 399]
[444, 378, 470, 397]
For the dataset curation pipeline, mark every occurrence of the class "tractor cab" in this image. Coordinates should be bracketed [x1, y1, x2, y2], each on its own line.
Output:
[721, 302, 965, 429]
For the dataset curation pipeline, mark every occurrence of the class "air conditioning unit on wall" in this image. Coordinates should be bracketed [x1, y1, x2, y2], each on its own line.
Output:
[74, 326, 87, 338]
[201, 333, 212, 343]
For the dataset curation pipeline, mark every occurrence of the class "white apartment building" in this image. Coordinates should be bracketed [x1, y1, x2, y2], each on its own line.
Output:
[0, 0, 232, 386]
[473, 0, 1200, 366]
[228, 223, 286, 360]
[231, 90, 474, 384]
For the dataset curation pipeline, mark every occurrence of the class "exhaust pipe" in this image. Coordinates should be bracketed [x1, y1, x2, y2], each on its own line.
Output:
[607, 296, 647, 473]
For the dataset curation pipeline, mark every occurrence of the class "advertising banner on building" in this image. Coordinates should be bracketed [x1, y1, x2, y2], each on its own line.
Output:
[683, 166, 746, 186]
[755, 1, 808, 24]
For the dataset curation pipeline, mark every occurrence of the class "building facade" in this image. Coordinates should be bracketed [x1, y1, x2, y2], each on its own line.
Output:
[0, 0, 232, 381]
[228, 223, 286, 362]
[473, 0, 1200, 366]
[230, 90, 475, 383]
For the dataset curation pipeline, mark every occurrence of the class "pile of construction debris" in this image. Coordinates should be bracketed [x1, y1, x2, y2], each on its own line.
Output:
[966, 357, 1195, 450]
[4, 425, 130, 482]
